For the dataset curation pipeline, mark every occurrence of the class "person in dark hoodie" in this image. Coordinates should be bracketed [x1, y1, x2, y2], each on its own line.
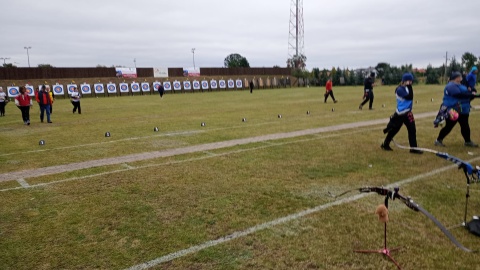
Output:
[381, 73, 422, 154]
[36, 85, 53, 123]
[434, 72, 479, 147]
[359, 72, 375, 110]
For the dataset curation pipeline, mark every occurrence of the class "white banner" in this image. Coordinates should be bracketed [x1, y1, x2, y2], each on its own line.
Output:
[153, 67, 168, 78]
[201, 80, 209, 90]
[227, 79, 235, 89]
[26, 85, 35, 96]
[119, 83, 129, 93]
[115, 67, 137, 78]
[193, 80, 200, 90]
[236, 79, 243, 89]
[131, 82, 140, 92]
[173, 81, 181, 91]
[141, 82, 150, 92]
[94, 84, 104, 94]
[152, 81, 160, 92]
[210, 80, 217, 89]
[80, 84, 91, 94]
[107, 83, 117, 93]
[183, 81, 191, 90]
[67, 84, 77, 95]
[7, 86, 19, 97]
[164, 81, 172, 91]
[219, 80, 226, 89]
[53, 84, 65, 95]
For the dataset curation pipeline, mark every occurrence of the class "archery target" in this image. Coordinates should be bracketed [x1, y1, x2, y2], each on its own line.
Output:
[173, 81, 181, 91]
[26, 85, 35, 96]
[81, 84, 91, 94]
[227, 80, 234, 89]
[152, 82, 160, 92]
[210, 80, 217, 89]
[7, 86, 19, 97]
[53, 84, 64, 95]
[107, 83, 117, 93]
[183, 81, 191, 90]
[193, 80, 200, 90]
[201, 81, 209, 90]
[219, 80, 226, 89]
[94, 84, 104, 94]
[164, 81, 172, 91]
[119, 83, 129, 92]
[67, 84, 77, 95]
[131, 83, 140, 92]
[141, 82, 150, 92]
[236, 80, 243, 88]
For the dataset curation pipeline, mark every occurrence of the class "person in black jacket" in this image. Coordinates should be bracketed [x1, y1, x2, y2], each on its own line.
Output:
[359, 72, 376, 110]
[249, 79, 254, 93]
[157, 83, 165, 98]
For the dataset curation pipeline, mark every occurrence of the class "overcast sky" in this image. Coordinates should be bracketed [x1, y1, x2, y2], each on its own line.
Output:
[1, 0, 479, 70]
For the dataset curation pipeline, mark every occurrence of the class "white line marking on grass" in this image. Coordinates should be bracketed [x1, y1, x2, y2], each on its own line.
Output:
[122, 164, 135, 170]
[125, 158, 477, 270]
[202, 151, 218, 157]
[16, 178, 30, 188]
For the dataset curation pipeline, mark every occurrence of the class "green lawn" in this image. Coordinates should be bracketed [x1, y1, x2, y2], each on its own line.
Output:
[1, 84, 480, 269]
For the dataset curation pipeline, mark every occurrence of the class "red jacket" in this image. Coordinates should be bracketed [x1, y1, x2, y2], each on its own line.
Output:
[36, 90, 53, 105]
[326, 80, 333, 91]
[15, 93, 32, 106]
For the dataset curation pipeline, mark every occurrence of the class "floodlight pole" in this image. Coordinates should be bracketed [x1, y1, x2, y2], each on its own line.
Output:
[24, 46, 31, 67]
[191, 48, 196, 70]
[443, 51, 448, 84]
[134, 58, 137, 68]
[0, 57, 11, 65]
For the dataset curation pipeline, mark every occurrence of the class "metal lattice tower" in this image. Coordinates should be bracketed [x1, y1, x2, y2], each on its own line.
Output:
[288, 0, 304, 60]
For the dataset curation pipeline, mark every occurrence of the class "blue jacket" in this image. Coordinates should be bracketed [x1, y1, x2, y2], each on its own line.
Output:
[395, 85, 413, 115]
[466, 72, 477, 90]
[442, 82, 472, 114]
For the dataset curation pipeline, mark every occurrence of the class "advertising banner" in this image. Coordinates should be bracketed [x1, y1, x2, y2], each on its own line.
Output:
[153, 67, 168, 78]
[115, 68, 137, 78]
[183, 68, 200, 77]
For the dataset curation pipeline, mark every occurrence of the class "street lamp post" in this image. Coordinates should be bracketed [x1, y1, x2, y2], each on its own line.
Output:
[0, 57, 11, 65]
[191, 48, 196, 70]
[24, 46, 31, 67]
[134, 58, 136, 68]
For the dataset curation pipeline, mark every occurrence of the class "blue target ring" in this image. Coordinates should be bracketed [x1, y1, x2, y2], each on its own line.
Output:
[164, 83, 171, 88]
[54, 86, 62, 93]
[121, 85, 127, 90]
[9, 88, 19, 96]
[132, 85, 139, 90]
[174, 82, 180, 88]
[142, 84, 149, 90]
[108, 85, 115, 91]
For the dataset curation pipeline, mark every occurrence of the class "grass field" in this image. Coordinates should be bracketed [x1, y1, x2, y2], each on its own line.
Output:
[2, 84, 480, 269]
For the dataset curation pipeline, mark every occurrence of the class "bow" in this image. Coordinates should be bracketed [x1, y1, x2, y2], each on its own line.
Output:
[331, 186, 475, 252]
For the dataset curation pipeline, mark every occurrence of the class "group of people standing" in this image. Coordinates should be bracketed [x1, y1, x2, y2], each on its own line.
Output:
[0, 84, 83, 125]
[380, 66, 479, 153]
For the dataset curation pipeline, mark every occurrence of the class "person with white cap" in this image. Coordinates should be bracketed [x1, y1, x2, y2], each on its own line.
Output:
[0, 87, 7, 116]
[435, 71, 479, 147]
[381, 73, 422, 154]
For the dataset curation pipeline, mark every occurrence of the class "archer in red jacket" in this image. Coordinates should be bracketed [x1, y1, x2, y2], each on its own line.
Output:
[324, 78, 337, 103]
[36, 85, 53, 123]
[15, 86, 32, 125]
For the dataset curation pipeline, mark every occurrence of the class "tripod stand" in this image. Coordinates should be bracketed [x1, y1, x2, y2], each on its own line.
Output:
[355, 194, 402, 270]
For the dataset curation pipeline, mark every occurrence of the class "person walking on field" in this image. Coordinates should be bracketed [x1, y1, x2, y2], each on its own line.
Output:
[434, 72, 479, 147]
[249, 79, 254, 94]
[157, 82, 164, 98]
[381, 73, 422, 154]
[324, 77, 337, 103]
[466, 66, 478, 93]
[359, 72, 376, 110]
[71, 87, 81, 114]
[36, 85, 53, 123]
[15, 86, 32, 125]
[0, 87, 8, 116]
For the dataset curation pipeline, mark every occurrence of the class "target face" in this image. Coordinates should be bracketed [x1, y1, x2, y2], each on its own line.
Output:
[131, 83, 140, 92]
[164, 82, 171, 90]
[120, 84, 128, 92]
[211, 81, 217, 88]
[141, 83, 149, 91]
[228, 80, 234, 88]
[184, 81, 191, 89]
[94, 84, 104, 93]
[54, 85, 64, 94]
[25, 86, 34, 95]
[201, 81, 208, 89]
[174, 82, 181, 88]
[107, 84, 116, 92]
[236, 80, 243, 88]
[219, 80, 226, 88]
[8, 87, 19, 96]
[81, 85, 91, 93]
[193, 81, 200, 88]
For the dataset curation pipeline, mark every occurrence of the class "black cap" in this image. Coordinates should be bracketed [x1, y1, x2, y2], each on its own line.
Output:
[450, 71, 462, 81]
[370, 72, 375, 77]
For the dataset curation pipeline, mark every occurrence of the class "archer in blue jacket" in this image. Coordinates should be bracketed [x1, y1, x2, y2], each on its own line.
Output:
[435, 72, 479, 147]
[381, 73, 422, 154]
[466, 66, 478, 93]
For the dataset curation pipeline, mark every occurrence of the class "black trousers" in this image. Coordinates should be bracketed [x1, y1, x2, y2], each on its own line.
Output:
[383, 112, 417, 147]
[18, 106, 30, 122]
[324, 91, 336, 102]
[437, 113, 471, 142]
[0, 101, 5, 115]
[72, 101, 81, 114]
[360, 91, 374, 109]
